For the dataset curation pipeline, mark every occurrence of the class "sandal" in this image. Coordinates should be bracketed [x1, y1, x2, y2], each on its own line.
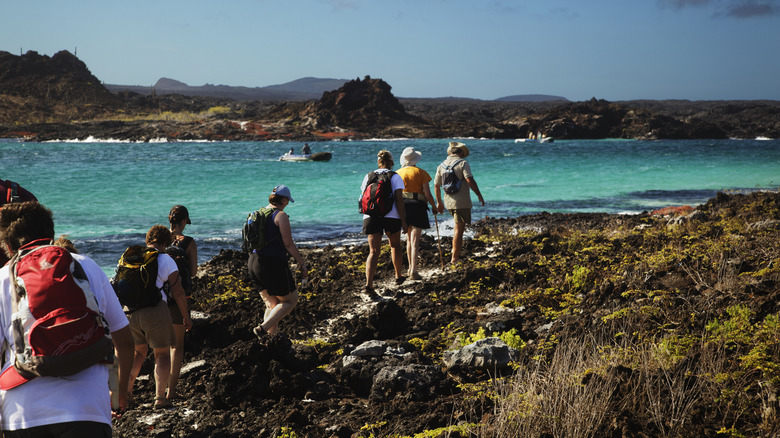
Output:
[395, 276, 406, 285]
[153, 396, 173, 410]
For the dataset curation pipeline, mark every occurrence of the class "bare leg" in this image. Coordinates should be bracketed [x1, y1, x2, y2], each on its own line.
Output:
[365, 233, 383, 288]
[128, 344, 148, 394]
[386, 230, 404, 279]
[152, 347, 171, 403]
[452, 221, 465, 264]
[407, 226, 422, 276]
[259, 289, 298, 335]
[167, 324, 185, 398]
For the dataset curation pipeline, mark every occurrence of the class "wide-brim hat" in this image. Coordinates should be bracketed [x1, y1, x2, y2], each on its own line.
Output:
[447, 141, 470, 158]
[400, 147, 422, 166]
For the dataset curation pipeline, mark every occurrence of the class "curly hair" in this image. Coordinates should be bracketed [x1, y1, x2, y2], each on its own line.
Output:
[0, 202, 54, 257]
[145, 224, 173, 247]
[377, 149, 394, 168]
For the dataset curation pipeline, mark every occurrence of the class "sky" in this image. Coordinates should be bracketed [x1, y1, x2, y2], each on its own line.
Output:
[2, 0, 779, 101]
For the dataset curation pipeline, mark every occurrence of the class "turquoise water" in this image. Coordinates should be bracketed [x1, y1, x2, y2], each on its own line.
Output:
[2, 138, 778, 274]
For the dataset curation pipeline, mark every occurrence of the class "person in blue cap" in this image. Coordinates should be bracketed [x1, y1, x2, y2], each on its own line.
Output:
[250, 185, 308, 340]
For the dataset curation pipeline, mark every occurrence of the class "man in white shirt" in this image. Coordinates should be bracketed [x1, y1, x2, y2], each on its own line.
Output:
[0, 201, 134, 436]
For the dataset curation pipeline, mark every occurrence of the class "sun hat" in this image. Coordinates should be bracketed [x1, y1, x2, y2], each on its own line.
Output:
[272, 185, 295, 202]
[169, 205, 191, 224]
[447, 141, 470, 158]
[400, 147, 422, 166]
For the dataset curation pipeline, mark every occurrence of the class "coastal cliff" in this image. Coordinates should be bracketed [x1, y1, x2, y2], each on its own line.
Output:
[109, 191, 780, 437]
[1, 50, 779, 141]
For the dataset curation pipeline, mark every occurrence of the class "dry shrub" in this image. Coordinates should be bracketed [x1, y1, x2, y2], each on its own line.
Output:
[487, 336, 619, 438]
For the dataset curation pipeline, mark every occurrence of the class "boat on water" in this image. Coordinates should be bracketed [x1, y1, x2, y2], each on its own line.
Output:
[515, 137, 554, 143]
[279, 152, 332, 162]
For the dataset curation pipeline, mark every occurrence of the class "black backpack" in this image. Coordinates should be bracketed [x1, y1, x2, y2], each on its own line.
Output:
[440, 159, 464, 194]
[112, 246, 162, 311]
[166, 236, 193, 294]
[241, 207, 277, 252]
[358, 171, 396, 217]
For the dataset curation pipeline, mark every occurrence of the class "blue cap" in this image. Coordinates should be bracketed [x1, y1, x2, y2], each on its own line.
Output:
[272, 185, 294, 202]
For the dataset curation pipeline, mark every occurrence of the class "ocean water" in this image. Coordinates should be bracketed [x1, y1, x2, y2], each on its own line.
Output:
[2, 137, 778, 275]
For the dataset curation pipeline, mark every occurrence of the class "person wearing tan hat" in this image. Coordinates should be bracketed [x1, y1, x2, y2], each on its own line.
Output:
[434, 141, 485, 264]
[396, 147, 437, 280]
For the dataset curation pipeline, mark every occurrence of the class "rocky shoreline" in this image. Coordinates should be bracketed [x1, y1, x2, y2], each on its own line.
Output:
[2, 50, 779, 141]
[111, 191, 780, 437]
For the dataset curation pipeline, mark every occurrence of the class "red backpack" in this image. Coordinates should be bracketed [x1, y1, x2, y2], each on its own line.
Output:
[0, 180, 37, 207]
[359, 171, 396, 217]
[0, 240, 114, 390]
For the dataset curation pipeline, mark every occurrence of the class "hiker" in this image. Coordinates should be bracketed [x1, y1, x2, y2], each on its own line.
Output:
[434, 141, 485, 264]
[302, 143, 311, 155]
[0, 201, 135, 435]
[167, 205, 197, 400]
[248, 185, 308, 339]
[359, 150, 407, 294]
[0, 180, 37, 267]
[127, 225, 192, 410]
[396, 147, 437, 281]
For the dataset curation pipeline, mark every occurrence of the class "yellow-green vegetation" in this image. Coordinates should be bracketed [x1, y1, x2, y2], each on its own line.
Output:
[397, 423, 480, 438]
[477, 193, 780, 437]
[202, 274, 255, 304]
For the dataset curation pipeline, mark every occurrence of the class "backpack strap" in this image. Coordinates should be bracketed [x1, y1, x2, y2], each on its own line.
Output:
[172, 235, 193, 251]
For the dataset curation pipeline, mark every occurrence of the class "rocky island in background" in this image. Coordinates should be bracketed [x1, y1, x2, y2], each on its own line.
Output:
[1, 50, 778, 142]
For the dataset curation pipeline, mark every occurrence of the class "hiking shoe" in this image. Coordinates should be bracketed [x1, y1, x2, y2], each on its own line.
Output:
[253, 326, 268, 341]
[395, 276, 406, 285]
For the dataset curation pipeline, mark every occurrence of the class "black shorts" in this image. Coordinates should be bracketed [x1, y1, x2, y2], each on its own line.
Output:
[403, 199, 430, 229]
[248, 252, 296, 296]
[362, 216, 402, 235]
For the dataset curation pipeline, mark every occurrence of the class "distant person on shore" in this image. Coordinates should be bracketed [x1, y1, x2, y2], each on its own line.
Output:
[396, 147, 437, 281]
[302, 143, 311, 155]
[248, 185, 308, 340]
[359, 150, 407, 294]
[167, 205, 197, 400]
[0, 201, 135, 435]
[127, 225, 192, 410]
[434, 141, 485, 265]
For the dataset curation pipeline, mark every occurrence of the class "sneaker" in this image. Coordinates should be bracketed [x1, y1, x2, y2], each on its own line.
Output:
[252, 326, 267, 341]
[395, 276, 406, 285]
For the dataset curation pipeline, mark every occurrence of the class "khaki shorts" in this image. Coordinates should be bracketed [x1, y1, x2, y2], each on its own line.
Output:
[128, 300, 175, 348]
[448, 208, 472, 225]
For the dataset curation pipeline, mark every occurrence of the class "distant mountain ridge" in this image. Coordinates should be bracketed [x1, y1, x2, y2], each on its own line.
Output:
[105, 77, 351, 101]
[496, 94, 569, 102]
[106, 77, 570, 102]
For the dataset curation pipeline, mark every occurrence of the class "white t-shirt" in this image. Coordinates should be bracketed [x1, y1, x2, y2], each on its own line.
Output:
[0, 252, 129, 430]
[360, 169, 405, 219]
[156, 252, 178, 303]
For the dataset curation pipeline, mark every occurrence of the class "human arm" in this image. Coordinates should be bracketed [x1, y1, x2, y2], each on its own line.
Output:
[422, 182, 437, 211]
[111, 325, 134, 411]
[167, 271, 193, 331]
[465, 177, 485, 206]
[276, 211, 308, 278]
[394, 188, 408, 234]
[185, 238, 198, 277]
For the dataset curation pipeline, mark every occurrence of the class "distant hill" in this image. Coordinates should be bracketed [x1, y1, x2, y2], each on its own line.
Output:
[496, 94, 569, 102]
[106, 77, 351, 101]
